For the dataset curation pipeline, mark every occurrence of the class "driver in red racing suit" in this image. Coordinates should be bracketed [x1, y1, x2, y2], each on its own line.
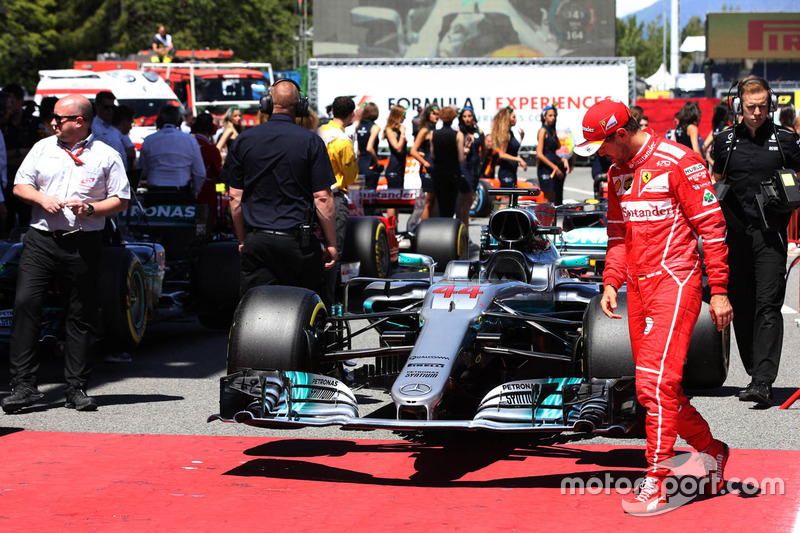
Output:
[575, 100, 734, 515]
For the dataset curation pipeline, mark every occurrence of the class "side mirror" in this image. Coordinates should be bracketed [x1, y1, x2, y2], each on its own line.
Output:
[398, 253, 434, 270]
[555, 255, 590, 269]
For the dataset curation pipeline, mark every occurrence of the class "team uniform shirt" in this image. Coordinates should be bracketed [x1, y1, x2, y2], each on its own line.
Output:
[711, 120, 800, 226]
[223, 113, 335, 232]
[139, 124, 206, 197]
[319, 121, 358, 193]
[603, 132, 729, 295]
[356, 120, 379, 174]
[14, 134, 130, 232]
[91, 116, 129, 170]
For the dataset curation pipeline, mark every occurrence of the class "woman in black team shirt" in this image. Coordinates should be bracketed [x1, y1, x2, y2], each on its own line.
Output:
[674, 101, 703, 158]
[410, 105, 440, 219]
[356, 103, 381, 189]
[458, 106, 485, 225]
[430, 106, 465, 218]
[536, 105, 570, 204]
[382, 105, 408, 220]
[491, 106, 526, 189]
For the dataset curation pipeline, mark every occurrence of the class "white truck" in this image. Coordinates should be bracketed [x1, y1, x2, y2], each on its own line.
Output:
[309, 57, 635, 154]
[34, 69, 181, 149]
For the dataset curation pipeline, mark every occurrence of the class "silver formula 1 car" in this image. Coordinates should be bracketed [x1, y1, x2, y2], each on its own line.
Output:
[210, 190, 729, 435]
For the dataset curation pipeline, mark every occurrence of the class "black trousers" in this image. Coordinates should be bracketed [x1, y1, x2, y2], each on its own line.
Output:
[9, 228, 102, 391]
[432, 172, 461, 218]
[726, 226, 787, 385]
[323, 193, 349, 306]
[240, 231, 327, 306]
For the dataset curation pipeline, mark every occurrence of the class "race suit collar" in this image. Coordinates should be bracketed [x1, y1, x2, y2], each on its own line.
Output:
[623, 132, 655, 170]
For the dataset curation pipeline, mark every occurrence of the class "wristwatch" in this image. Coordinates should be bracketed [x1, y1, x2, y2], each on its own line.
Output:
[85, 203, 95, 216]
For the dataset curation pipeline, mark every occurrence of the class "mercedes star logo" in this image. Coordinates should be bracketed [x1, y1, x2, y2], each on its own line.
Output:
[400, 383, 431, 395]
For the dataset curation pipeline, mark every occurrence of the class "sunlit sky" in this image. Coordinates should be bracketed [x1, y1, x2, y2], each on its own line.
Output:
[617, 0, 660, 19]
[617, 0, 800, 26]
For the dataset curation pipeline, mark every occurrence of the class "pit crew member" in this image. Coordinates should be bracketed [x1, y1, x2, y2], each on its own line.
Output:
[711, 76, 800, 407]
[318, 96, 358, 304]
[223, 79, 337, 305]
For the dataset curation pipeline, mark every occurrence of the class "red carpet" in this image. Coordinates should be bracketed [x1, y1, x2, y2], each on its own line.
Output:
[0, 429, 798, 532]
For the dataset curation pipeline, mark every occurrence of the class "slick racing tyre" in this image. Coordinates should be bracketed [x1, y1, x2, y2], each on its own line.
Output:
[414, 218, 469, 272]
[582, 292, 634, 379]
[582, 292, 730, 388]
[343, 216, 391, 278]
[194, 241, 241, 329]
[99, 247, 147, 351]
[683, 301, 730, 389]
[470, 180, 492, 218]
[227, 286, 327, 374]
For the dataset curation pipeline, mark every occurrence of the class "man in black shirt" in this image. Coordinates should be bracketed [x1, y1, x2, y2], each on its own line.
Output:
[712, 76, 800, 407]
[223, 79, 337, 302]
[1, 84, 37, 233]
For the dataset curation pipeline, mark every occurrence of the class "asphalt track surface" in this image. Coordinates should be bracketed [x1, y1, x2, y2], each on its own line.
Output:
[2, 167, 800, 530]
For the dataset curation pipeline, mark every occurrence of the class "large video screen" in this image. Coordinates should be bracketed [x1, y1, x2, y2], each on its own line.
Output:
[313, 0, 616, 59]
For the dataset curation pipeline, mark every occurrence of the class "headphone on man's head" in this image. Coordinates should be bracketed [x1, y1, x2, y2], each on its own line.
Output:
[260, 78, 309, 117]
[731, 77, 778, 115]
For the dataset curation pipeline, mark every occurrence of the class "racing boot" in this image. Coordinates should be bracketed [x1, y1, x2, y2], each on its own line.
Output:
[2, 384, 44, 414]
[622, 476, 670, 515]
[700, 439, 729, 496]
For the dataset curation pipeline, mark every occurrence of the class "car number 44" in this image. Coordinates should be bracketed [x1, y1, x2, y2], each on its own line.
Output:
[432, 285, 483, 299]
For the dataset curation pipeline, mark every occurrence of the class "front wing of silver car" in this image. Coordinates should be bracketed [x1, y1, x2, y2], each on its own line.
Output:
[209, 370, 639, 435]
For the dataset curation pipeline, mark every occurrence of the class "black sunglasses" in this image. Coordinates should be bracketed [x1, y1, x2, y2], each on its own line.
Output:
[52, 114, 80, 125]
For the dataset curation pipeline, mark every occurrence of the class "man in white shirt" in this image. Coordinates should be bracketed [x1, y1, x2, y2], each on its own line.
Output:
[91, 91, 128, 170]
[139, 105, 205, 205]
[3, 94, 130, 413]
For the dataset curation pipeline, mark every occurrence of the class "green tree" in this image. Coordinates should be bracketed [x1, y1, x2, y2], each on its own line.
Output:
[0, 0, 59, 92]
[110, 0, 298, 67]
[0, 0, 303, 92]
[616, 14, 670, 79]
[680, 15, 704, 73]
[642, 16, 669, 79]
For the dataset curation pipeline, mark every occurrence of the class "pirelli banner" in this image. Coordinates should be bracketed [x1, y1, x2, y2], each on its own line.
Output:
[707, 12, 800, 60]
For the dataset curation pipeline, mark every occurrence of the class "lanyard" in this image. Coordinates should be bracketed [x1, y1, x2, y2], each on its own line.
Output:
[61, 144, 85, 166]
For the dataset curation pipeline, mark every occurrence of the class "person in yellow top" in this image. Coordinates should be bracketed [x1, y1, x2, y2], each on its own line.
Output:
[318, 96, 357, 304]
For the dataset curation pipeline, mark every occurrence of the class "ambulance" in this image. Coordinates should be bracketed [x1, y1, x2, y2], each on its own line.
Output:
[34, 69, 181, 149]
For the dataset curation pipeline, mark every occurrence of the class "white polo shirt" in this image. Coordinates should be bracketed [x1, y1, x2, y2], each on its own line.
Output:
[15, 134, 130, 232]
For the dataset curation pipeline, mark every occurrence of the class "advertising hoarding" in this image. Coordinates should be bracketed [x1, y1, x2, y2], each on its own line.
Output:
[311, 57, 633, 151]
[708, 12, 800, 60]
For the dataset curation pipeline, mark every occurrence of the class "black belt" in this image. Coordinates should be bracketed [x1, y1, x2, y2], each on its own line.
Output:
[249, 228, 297, 237]
[34, 228, 98, 239]
[147, 184, 191, 192]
